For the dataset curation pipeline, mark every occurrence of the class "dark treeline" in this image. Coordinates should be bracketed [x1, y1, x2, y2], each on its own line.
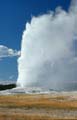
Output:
[0, 84, 16, 91]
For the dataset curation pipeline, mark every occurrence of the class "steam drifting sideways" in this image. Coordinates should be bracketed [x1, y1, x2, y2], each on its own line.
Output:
[17, 0, 77, 91]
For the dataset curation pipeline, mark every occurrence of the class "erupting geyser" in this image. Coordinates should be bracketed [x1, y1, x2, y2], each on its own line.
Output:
[17, 0, 77, 90]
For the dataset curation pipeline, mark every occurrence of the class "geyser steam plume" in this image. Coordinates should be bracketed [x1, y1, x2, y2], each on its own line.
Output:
[17, 0, 77, 90]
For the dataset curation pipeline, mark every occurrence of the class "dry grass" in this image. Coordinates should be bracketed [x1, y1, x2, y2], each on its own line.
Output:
[0, 114, 63, 120]
[0, 94, 77, 109]
[0, 114, 77, 120]
[0, 94, 77, 119]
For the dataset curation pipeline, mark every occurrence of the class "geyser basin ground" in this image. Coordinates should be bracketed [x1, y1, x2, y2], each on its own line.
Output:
[1, 84, 77, 96]
[0, 93, 77, 119]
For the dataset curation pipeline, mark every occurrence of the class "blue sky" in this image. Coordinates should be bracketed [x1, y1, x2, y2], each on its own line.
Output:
[0, 0, 71, 84]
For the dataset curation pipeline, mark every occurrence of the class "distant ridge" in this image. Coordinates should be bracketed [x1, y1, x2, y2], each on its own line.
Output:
[0, 84, 16, 91]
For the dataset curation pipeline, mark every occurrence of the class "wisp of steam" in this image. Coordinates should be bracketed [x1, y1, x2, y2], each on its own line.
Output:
[17, 0, 77, 91]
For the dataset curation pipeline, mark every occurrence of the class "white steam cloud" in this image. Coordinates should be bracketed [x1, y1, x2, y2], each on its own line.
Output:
[17, 0, 77, 90]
